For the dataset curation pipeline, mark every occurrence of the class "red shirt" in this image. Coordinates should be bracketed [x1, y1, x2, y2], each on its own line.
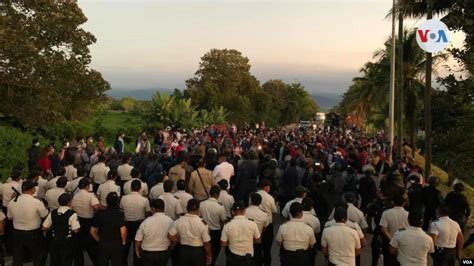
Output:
[37, 156, 51, 172]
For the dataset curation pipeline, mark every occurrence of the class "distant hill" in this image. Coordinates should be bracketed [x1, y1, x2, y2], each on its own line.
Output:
[107, 88, 342, 112]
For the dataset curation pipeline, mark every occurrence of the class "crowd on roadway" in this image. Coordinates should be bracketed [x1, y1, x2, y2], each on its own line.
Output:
[0, 123, 472, 266]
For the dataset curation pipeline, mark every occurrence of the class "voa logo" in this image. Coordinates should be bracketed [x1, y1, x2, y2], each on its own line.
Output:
[416, 19, 450, 53]
[461, 258, 474, 266]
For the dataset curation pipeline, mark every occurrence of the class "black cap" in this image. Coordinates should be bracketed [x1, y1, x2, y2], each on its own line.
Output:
[232, 201, 245, 211]
[295, 186, 308, 196]
[22, 180, 37, 191]
[344, 192, 357, 202]
[58, 193, 73, 206]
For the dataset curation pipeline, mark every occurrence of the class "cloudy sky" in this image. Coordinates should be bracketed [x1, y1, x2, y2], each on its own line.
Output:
[78, 0, 464, 94]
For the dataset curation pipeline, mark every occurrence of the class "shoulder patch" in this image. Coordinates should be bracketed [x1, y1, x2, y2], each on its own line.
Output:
[248, 218, 254, 221]
[201, 219, 207, 225]
[218, 202, 223, 206]
[174, 196, 180, 200]
[399, 228, 406, 231]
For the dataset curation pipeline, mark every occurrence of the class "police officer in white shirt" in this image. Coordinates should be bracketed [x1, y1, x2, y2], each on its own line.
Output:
[29, 169, 48, 200]
[389, 211, 434, 266]
[379, 194, 409, 266]
[71, 178, 100, 265]
[159, 180, 183, 220]
[117, 154, 134, 184]
[45, 176, 68, 210]
[66, 166, 90, 194]
[302, 197, 321, 266]
[135, 198, 174, 266]
[174, 179, 193, 213]
[222, 201, 261, 266]
[429, 203, 464, 266]
[256, 179, 277, 266]
[276, 202, 316, 266]
[64, 161, 77, 181]
[1, 168, 23, 255]
[245, 193, 268, 265]
[46, 167, 66, 190]
[212, 153, 234, 184]
[199, 185, 226, 266]
[7, 180, 49, 266]
[123, 168, 149, 196]
[42, 193, 81, 266]
[281, 186, 315, 219]
[322, 207, 361, 266]
[89, 156, 110, 192]
[168, 199, 213, 266]
[97, 170, 121, 207]
[217, 179, 235, 219]
[149, 174, 167, 200]
[328, 192, 368, 231]
[120, 179, 151, 266]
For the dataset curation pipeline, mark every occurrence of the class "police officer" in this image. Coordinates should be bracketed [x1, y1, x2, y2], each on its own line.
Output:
[159, 180, 183, 220]
[256, 179, 277, 266]
[71, 178, 100, 266]
[97, 170, 121, 207]
[123, 168, 149, 196]
[168, 199, 213, 266]
[301, 197, 320, 266]
[1, 167, 22, 255]
[389, 211, 434, 266]
[217, 179, 235, 219]
[281, 186, 315, 219]
[174, 179, 193, 213]
[245, 193, 269, 266]
[429, 203, 464, 266]
[276, 202, 316, 266]
[222, 201, 261, 266]
[120, 179, 151, 266]
[422, 176, 443, 231]
[45, 176, 67, 210]
[379, 194, 409, 266]
[42, 193, 81, 266]
[321, 207, 361, 266]
[7, 180, 49, 266]
[90, 192, 127, 266]
[367, 191, 394, 266]
[199, 185, 226, 266]
[135, 199, 174, 266]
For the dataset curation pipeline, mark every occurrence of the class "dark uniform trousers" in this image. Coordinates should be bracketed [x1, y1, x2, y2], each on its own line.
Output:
[97, 242, 124, 266]
[76, 217, 98, 266]
[50, 238, 75, 266]
[1, 207, 12, 255]
[124, 220, 142, 266]
[280, 249, 309, 266]
[382, 238, 400, 266]
[226, 251, 255, 266]
[141, 249, 170, 266]
[179, 245, 206, 266]
[432, 247, 457, 266]
[12, 229, 46, 266]
[253, 243, 263, 266]
[209, 230, 221, 266]
[261, 223, 274, 266]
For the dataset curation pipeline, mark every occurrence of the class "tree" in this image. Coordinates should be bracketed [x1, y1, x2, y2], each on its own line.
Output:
[0, 1, 110, 128]
[120, 97, 137, 112]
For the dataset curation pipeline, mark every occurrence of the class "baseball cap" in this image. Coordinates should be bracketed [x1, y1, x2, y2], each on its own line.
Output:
[22, 180, 38, 191]
[232, 201, 245, 211]
[58, 193, 73, 206]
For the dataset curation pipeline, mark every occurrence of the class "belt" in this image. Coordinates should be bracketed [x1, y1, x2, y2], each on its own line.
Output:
[283, 248, 307, 254]
[435, 246, 456, 251]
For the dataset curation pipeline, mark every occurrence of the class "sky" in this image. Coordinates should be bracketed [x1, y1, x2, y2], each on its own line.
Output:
[78, 0, 465, 95]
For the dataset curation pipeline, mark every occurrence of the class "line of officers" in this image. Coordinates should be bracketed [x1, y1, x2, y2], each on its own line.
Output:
[1, 170, 467, 266]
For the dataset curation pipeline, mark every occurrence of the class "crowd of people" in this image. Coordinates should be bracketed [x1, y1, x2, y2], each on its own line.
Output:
[0, 123, 472, 266]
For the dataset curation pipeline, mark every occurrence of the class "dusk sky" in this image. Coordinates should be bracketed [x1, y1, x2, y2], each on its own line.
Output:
[78, 0, 464, 95]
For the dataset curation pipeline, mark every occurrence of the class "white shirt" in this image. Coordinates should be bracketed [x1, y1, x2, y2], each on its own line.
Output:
[135, 212, 174, 251]
[123, 178, 149, 197]
[429, 216, 462, 248]
[257, 190, 277, 224]
[90, 163, 110, 185]
[390, 226, 434, 266]
[159, 192, 183, 220]
[36, 177, 49, 199]
[245, 205, 270, 234]
[117, 164, 134, 181]
[329, 203, 368, 230]
[120, 192, 150, 221]
[46, 176, 60, 190]
[379, 206, 409, 237]
[97, 180, 121, 207]
[1, 180, 22, 207]
[302, 211, 321, 234]
[45, 187, 66, 210]
[282, 198, 315, 218]
[66, 177, 92, 194]
[321, 223, 361, 266]
[169, 214, 211, 247]
[174, 190, 193, 213]
[42, 206, 81, 237]
[7, 194, 49, 230]
[325, 219, 364, 239]
[276, 218, 316, 251]
[221, 215, 260, 256]
[149, 183, 164, 200]
[72, 189, 100, 219]
[64, 165, 77, 181]
[199, 198, 226, 231]
[212, 161, 234, 184]
[218, 190, 235, 218]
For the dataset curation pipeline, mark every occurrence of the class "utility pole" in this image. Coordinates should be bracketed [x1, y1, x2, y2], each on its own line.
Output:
[396, 9, 404, 158]
[388, 0, 397, 161]
[424, 0, 433, 178]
